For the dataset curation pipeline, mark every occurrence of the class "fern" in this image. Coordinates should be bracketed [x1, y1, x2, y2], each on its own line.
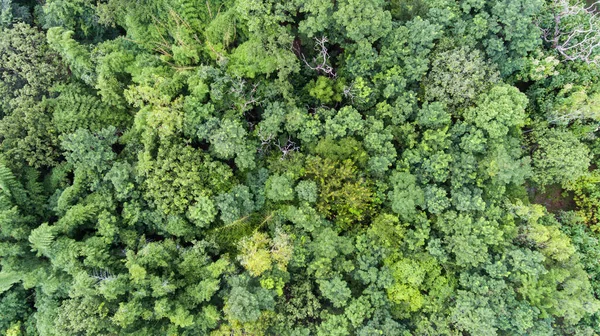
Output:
[52, 84, 132, 134]
[0, 193, 11, 211]
[95, 38, 136, 106]
[173, 0, 204, 33]
[47, 27, 96, 85]
[23, 167, 43, 197]
[55, 202, 98, 234]
[22, 167, 47, 215]
[207, 213, 265, 251]
[0, 163, 26, 206]
[0, 272, 20, 294]
[29, 223, 55, 257]
[0, 163, 17, 197]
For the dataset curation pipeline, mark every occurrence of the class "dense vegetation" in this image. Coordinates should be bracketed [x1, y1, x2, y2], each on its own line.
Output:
[2, 0, 600, 334]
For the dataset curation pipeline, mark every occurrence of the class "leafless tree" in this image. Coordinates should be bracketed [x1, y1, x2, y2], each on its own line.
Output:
[540, 0, 600, 64]
[230, 79, 260, 112]
[297, 36, 337, 78]
[257, 132, 274, 154]
[275, 138, 299, 160]
[342, 83, 356, 102]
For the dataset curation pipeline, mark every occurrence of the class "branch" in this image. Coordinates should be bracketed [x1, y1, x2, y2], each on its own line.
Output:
[297, 37, 337, 78]
[540, 0, 600, 64]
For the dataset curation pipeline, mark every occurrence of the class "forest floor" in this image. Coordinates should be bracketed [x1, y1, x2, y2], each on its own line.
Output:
[530, 184, 576, 213]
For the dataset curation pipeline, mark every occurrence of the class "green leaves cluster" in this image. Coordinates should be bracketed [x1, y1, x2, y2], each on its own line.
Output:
[2, 0, 600, 335]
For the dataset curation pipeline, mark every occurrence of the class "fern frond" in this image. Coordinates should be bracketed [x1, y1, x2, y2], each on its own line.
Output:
[0, 194, 11, 211]
[0, 272, 20, 294]
[29, 223, 55, 256]
[47, 27, 95, 85]
[0, 163, 26, 205]
[52, 84, 132, 134]
[55, 202, 98, 234]
[208, 214, 264, 250]
[22, 167, 47, 215]
[172, 0, 204, 33]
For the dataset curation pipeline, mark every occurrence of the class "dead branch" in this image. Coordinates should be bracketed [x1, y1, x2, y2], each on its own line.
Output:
[275, 138, 299, 160]
[296, 36, 337, 78]
[257, 132, 274, 154]
[540, 0, 600, 64]
[230, 79, 260, 112]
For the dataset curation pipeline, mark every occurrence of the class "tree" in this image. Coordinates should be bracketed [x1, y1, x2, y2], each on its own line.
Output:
[139, 142, 233, 216]
[540, 0, 600, 64]
[265, 174, 295, 202]
[387, 171, 424, 221]
[0, 23, 67, 168]
[464, 84, 528, 140]
[305, 156, 376, 229]
[3, 0, 600, 334]
[332, 0, 392, 44]
[424, 47, 499, 110]
[209, 119, 256, 171]
[531, 127, 591, 186]
[61, 127, 117, 178]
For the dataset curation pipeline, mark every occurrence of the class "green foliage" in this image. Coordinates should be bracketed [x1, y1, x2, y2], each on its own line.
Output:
[61, 127, 117, 177]
[0, 286, 33, 335]
[531, 128, 591, 187]
[0, 272, 20, 294]
[210, 119, 256, 171]
[47, 26, 95, 85]
[3, 1, 600, 334]
[324, 106, 364, 139]
[265, 174, 294, 202]
[238, 230, 292, 277]
[332, 0, 392, 44]
[424, 46, 500, 110]
[318, 276, 351, 308]
[0, 23, 65, 105]
[51, 84, 132, 134]
[140, 143, 232, 216]
[42, 0, 114, 41]
[465, 84, 528, 139]
[295, 180, 318, 203]
[224, 276, 275, 324]
[307, 76, 343, 104]
[416, 102, 451, 129]
[215, 184, 255, 225]
[388, 171, 424, 221]
[0, 23, 66, 168]
[305, 156, 376, 229]
[28, 223, 55, 257]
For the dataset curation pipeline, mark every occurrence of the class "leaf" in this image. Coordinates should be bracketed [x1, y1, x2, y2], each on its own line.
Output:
[0, 272, 20, 294]
[29, 223, 55, 256]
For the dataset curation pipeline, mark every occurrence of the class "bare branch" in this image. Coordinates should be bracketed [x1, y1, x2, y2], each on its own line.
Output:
[539, 0, 600, 64]
[297, 37, 337, 78]
[257, 132, 274, 154]
[275, 138, 299, 160]
[230, 79, 261, 112]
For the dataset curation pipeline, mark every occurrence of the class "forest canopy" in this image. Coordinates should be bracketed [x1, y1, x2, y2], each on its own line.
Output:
[3, 0, 600, 335]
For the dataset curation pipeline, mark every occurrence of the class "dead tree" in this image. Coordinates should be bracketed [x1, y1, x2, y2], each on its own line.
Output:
[257, 132, 274, 154]
[540, 0, 600, 64]
[275, 138, 299, 160]
[296, 37, 337, 78]
[230, 79, 260, 112]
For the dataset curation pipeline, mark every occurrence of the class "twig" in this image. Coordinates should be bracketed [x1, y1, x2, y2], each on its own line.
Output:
[296, 37, 337, 78]
[539, 0, 600, 64]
